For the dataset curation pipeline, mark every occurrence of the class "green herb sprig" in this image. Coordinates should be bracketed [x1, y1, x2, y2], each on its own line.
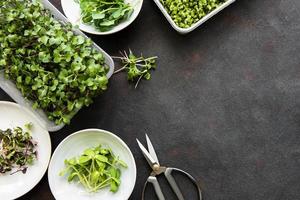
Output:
[76, 0, 134, 32]
[60, 145, 127, 193]
[0, 123, 37, 175]
[113, 50, 157, 88]
[161, 0, 227, 28]
[0, 0, 109, 125]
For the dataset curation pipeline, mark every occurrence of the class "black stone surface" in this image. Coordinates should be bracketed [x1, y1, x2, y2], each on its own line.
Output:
[2, 0, 299, 199]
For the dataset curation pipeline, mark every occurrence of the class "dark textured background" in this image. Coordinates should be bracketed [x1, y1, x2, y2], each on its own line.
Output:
[1, 0, 299, 199]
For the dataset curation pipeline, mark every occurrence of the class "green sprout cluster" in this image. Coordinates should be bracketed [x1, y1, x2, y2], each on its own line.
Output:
[113, 50, 157, 88]
[0, 0, 109, 125]
[76, 0, 134, 32]
[161, 0, 227, 28]
[60, 145, 127, 193]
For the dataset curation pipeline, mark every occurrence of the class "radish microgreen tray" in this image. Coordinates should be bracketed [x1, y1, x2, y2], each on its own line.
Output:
[0, 0, 109, 125]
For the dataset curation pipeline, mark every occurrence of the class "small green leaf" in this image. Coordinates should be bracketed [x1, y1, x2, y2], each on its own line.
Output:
[39, 36, 49, 45]
[68, 172, 78, 182]
[17, 76, 22, 83]
[110, 181, 118, 193]
[100, 20, 115, 26]
[90, 171, 100, 184]
[92, 12, 105, 20]
[95, 155, 108, 163]
[84, 148, 95, 157]
[65, 158, 77, 166]
[76, 35, 85, 45]
[25, 122, 33, 130]
[78, 155, 90, 164]
[112, 8, 122, 19]
[144, 73, 151, 80]
[67, 101, 75, 112]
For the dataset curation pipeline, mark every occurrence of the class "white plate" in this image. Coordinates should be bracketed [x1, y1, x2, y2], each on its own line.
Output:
[0, 101, 51, 200]
[48, 129, 136, 200]
[61, 0, 143, 35]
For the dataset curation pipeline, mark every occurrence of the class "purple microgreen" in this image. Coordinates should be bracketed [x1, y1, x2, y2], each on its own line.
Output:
[0, 124, 37, 175]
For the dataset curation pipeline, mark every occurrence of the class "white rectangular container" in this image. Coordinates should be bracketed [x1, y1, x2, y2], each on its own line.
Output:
[0, 0, 114, 132]
[153, 0, 236, 34]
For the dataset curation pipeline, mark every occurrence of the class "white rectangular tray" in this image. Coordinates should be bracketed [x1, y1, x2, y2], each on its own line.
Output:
[0, 0, 114, 132]
[153, 0, 236, 34]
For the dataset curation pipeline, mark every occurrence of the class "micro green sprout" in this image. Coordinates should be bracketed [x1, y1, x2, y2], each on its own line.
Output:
[76, 0, 134, 31]
[113, 50, 157, 88]
[161, 0, 227, 28]
[60, 145, 127, 193]
[0, 123, 37, 175]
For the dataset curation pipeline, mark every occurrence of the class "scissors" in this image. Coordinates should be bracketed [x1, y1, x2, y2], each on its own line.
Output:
[136, 134, 202, 200]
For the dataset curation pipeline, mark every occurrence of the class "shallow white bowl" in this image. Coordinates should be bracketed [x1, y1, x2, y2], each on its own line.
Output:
[152, 0, 236, 34]
[0, 101, 51, 200]
[48, 129, 136, 200]
[61, 0, 143, 35]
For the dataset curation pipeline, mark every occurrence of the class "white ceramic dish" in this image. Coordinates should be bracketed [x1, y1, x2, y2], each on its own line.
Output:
[61, 0, 143, 35]
[153, 0, 235, 34]
[0, 0, 114, 132]
[48, 129, 136, 200]
[0, 101, 51, 200]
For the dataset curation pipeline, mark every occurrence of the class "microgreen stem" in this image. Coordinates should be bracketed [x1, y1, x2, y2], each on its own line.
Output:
[93, 177, 112, 191]
[113, 66, 126, 74]
[135, 75, 143, 89]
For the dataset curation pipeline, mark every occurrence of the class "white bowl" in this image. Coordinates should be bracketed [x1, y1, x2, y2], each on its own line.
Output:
[61, 0, 143, 35]
[48, 129, 136, 200]
[152, 0, 236, 34]
[0, 101, 51, 200]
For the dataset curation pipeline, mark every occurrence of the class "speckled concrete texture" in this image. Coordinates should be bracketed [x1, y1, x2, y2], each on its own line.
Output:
[2, 0, 299, 199]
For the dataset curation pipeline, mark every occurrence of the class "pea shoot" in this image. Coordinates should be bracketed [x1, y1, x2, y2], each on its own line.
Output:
[0, 0, 109, 125]
[59, 145, 127, 193]
[161, 0, 227, 28]
[113, 50, 158, 88]
[0, 123, 37, 175]
[76, 0, 134, 31]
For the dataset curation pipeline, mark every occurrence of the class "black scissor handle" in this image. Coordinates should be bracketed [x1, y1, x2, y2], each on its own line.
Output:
[142, 167, 202, 200]
[165, 167, 202, 200]
[142, 176, 166, 200]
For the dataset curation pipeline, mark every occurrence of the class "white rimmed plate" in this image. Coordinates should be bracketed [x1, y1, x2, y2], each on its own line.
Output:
[61, 0, 143, 35]
[0, 101, 51, 200]
[48, 129, 136, 200]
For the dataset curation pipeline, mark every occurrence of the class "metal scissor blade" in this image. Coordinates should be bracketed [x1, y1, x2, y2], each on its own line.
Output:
[136, 139, 157, 168]
[146, 134, 160, 165]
